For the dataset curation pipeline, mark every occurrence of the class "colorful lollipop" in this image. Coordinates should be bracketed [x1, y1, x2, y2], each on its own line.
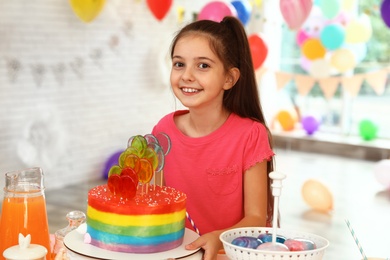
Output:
[107, 133, 171, 199]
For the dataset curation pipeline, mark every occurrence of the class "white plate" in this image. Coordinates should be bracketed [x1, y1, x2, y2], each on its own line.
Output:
[64, 228, 201, 260]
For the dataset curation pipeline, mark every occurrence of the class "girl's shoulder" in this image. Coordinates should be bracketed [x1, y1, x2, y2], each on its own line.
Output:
[229, 113, 268, 132]
[153, 110, 188, 133]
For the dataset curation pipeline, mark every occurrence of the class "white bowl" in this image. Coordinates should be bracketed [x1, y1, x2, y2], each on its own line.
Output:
[220, 227, 329, 260]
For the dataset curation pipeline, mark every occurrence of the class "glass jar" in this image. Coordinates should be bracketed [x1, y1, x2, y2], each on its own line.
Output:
[53, 211, 86, 255]
[0, 167, 51, 260]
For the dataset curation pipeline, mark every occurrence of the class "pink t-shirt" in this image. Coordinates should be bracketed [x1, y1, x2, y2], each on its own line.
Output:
[152, 110, 274, 234]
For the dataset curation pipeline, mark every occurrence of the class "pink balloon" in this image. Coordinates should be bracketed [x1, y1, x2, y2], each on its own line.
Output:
[301, 6, 327, 38]
[373, 160, 390, 189]
[280, 0, 313, 30]
[198, 1, 237, 22]
[296, 29, 309, 46]
[299, 56, 310, 72]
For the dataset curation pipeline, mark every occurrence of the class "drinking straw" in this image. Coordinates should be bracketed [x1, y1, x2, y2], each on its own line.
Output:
[345, 219, 368, 260]
[186, 211, 201, 235]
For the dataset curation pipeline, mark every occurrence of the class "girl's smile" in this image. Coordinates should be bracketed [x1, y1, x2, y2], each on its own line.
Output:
[170, 35, 232, 110]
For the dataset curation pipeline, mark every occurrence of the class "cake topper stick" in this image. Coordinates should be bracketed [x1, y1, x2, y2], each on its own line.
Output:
[160, 170, 164, 187]
[269, 171, 286, 244]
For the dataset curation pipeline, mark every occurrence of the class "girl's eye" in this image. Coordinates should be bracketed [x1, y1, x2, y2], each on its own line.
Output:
[173, 62, 184, 68]
[198, 63, 210, 69]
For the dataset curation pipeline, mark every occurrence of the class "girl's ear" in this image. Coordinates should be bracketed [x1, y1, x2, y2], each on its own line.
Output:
[224, 67, 240, 90]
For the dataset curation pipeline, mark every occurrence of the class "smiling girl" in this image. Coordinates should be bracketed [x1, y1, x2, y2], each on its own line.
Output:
[152, 16, 275, 260]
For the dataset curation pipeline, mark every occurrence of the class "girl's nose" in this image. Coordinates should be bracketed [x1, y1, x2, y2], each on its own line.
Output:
[181, 67, 194, 82]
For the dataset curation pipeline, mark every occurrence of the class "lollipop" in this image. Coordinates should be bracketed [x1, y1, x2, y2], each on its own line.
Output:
[107, 133, 171, 198]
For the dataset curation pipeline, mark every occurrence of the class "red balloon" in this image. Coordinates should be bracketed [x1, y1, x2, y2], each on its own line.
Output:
[248, 34, 268, 70]
[280, 0, 313, 30]
[146, 0, 172, 21]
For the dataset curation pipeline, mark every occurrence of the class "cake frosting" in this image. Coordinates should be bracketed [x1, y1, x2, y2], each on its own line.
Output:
[86, 134, 187, 253]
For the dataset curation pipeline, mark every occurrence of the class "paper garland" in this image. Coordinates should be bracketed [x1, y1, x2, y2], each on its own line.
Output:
[269, 66, 390, 99]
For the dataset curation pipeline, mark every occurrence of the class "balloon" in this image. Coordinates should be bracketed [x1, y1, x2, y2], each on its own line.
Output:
[296, 29, 309, 46]
[330, 48, 356, 72]
[301, 116, 320, 135]
[301, 179, 333, 212]
[301, 6, 327, 38]
[341, 0, 356, 11]
[198, 1, 237, 22]
[344, 43, 367, 63]
[358, 119, 378, 141]
[320, 24, 345, 50]
[301, 38, 326, 60]
[308, 58, 331, 78]
[331, 11, 351, 26]
[146, 0, 172, 21]
[381, 0, 390, 28]
[373, 160, 390, 189]
[231, 0, 252, 25]
[345, 14, 372, 43]
[276, 110, 295, 131]
[280, 0, 313, 30]
[318, 0, 340, 19]
[299, 56, 311, 72]
[69, 0, 106, 23]
[248, 34, 268, 70]
[103, 150, 123, 179]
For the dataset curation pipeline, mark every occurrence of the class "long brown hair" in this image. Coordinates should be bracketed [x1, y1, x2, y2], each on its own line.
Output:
[170, 16, 277, 227]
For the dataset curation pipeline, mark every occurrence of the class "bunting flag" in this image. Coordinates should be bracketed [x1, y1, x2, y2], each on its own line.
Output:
[268, 66, 390, 99]
[341, 75, 364, 97]
[275, 71, 293, 90]
[318, 77, 341, 100]
[365, 69, 388, 95]
[294, 74, 316, 96]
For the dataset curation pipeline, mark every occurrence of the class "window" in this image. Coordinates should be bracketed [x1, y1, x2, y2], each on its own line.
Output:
[279, 0, 390, 139]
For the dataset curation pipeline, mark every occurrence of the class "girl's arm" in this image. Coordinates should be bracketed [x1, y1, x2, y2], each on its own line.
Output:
[185, 160, 269, 260]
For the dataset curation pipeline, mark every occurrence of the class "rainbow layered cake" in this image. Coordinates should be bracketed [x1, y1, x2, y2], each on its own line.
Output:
[86, 134, 187, 253]
[87, 184, 186, 253]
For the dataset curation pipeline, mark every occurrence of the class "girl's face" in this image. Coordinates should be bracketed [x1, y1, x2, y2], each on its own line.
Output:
[170, 35, 234, 111]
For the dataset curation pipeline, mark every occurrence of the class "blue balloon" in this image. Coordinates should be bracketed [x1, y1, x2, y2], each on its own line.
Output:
[231, 0, 252, 25]
[344, 43, 367, 63]
[320, 24, 345, 50]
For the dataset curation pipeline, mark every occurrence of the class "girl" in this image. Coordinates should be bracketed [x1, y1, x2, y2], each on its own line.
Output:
[152, 16, 275, 260]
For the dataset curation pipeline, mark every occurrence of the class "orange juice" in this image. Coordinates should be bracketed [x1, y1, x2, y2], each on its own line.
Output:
[0, 195, 51, 260]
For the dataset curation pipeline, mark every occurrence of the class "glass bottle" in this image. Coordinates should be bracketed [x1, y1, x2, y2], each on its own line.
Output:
[0, 167, 51, 260]
[53, 211, 86, 256]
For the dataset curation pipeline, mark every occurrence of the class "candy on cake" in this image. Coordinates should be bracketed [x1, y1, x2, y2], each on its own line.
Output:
[85, 133, 187, 253]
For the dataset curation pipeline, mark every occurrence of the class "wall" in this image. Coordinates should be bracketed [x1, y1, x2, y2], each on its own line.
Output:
[0, 0, 282, 190]
[0, 0, 181, 189]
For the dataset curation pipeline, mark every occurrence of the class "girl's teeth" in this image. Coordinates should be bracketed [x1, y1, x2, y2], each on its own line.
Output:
[182, 88, 199, 93]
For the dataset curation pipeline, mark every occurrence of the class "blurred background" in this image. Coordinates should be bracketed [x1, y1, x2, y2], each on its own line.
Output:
[0, 0, 389, 189]
[1, 0, 390, 259]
